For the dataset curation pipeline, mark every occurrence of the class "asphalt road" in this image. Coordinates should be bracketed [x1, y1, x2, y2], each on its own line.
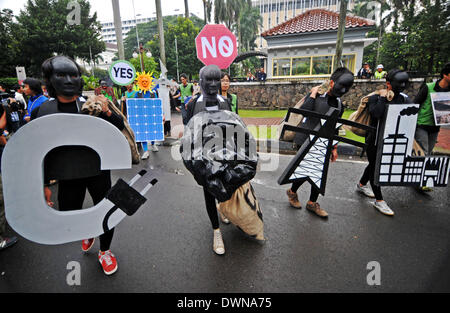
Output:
[0, 146, 449, 293]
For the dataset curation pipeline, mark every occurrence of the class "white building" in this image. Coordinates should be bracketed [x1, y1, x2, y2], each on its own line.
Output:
[100, 17, 155, 44]
[252, 0, 356, 48]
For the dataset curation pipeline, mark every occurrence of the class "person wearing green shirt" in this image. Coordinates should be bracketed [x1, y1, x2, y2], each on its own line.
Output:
[220, 72, 238, 114]
[374, 65, 387, 79]
[179, 73, 194, 125]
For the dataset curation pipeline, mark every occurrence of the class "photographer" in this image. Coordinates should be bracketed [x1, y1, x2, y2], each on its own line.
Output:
[1, 89, 26, 133]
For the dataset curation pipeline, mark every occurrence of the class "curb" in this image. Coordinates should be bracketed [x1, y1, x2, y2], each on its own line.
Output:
[256, 139, 363, 156]
[256, 139, 450, 157]
[162, 137, 450, 157]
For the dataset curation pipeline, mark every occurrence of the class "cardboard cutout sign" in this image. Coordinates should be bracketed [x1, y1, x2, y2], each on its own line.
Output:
[431, 92, 450, 126]
[2, 114, 156, 245]
[109, 60, 136, 86]
[278, 107, 375, 195]
[195, 24, 238, 69]
[375, 103, 450, 187]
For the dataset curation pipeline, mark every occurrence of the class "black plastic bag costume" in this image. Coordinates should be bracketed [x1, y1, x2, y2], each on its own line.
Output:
[181, 109, 258, 202]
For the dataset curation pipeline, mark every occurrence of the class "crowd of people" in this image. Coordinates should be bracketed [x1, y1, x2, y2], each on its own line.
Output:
[357, 62, 388, 79]
[0, 59, 448, 277]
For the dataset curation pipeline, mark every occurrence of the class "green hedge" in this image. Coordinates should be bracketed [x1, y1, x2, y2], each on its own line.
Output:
[0, 78, 19, 90]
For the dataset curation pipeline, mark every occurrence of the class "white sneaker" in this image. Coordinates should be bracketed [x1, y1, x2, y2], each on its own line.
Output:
[151, 144, 159, 152]
[373, 201, 394, 216]
[141, 151, 150, 160]
[357, 183, 375, 198]
[213, 229, 225, 255]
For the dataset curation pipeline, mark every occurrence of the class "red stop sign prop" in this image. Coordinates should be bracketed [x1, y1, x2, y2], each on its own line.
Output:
[195, 24, 238, 69]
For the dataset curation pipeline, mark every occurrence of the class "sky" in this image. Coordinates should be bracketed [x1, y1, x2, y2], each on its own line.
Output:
[0, 0, 206, 22]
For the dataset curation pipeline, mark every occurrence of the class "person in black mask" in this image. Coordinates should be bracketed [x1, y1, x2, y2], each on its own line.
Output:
[356, 69, 412, 216]
[286, 67, 354, 218]
[185, 65, 231, 255]
[31, 55, 125, 275]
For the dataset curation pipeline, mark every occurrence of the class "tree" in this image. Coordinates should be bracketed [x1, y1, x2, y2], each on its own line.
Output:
[353, 0, 449, 75]
[0, 9, 18, 77]
[147, 18, 203, 79]
[184, 0, 189, 19]
[123, 15, 204, 60]
[13, 0, 105, 77]
[334, 0, 348, 68]
[128, 53, 159, 76]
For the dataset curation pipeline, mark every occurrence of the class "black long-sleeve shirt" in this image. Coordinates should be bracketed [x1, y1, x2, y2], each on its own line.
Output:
[366, 93, 412, 145]
[31, 99, 125, 181]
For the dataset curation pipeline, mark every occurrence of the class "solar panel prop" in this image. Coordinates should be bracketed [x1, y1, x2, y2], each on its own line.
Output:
[1, 114, 158, 245]
[278, 107, 376, 195]
[126, 98, 164, 142]
[180, 110, 259, 202]
[374, 103, 450, 187]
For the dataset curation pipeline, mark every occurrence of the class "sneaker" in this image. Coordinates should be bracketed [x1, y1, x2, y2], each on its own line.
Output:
[81, 238, 95, 252]
[151, 144, 159, 152]
[0, 236, 18, 251]
[98, 250, 118, 275]
[357, 183, 375, 198]
[373, 201, 394, 216]
[286, 189, 302, 209]
[213, 229, 225, 255]
[141, 151, 150, 160]
[220, 212, 230, 224]
[306, 202, 328, 218]
[420, 186, 433, 192]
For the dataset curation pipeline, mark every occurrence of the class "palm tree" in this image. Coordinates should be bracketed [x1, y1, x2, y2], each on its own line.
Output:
[184, 0, 189, 19]
[202, 0, 213, 24]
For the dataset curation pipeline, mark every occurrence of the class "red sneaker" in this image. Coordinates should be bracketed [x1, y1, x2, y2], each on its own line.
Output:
[81, 238, 95, 252]
[98, 250, 118, 275]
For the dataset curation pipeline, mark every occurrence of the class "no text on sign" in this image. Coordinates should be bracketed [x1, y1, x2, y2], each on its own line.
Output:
[109, 60, 136, 86]
[195, 24, 237, 69]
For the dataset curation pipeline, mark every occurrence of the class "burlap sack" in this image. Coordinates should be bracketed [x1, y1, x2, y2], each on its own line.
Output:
[217, 182, 264, 240]
[278, 81, 332, 142]
[82, 95, 141, 164]
[344, 89, 394, 137]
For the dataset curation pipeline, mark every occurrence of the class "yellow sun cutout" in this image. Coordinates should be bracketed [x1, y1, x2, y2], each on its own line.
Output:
[135, 71, 155, 93]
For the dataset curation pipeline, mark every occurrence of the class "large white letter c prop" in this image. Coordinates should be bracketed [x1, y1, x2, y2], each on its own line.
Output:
[2, 114, 133, 245]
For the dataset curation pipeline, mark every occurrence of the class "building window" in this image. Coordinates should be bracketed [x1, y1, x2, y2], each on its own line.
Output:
[272, 53, 356, 77]
[312, 56, 333, 75]
[292, 57, 311, 76]
[341, 54, 356, 73]
[273, 58, 291, 76]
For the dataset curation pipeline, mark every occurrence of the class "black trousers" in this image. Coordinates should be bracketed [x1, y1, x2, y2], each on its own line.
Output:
[360, 145, 383, 200]
[291, 181, 320, 203]
[57, 171, 114, 251]
[203, 187, 219, 230]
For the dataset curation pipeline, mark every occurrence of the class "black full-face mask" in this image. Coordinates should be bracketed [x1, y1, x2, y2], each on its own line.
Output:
[50, 57, 82, 97]
[389, 71, 409, 93]
[199, 65, 221, 102]
[330, 73, 354, 98]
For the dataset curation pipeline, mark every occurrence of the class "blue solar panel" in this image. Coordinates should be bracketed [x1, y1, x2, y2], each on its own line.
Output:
[126, 98, 164, 142]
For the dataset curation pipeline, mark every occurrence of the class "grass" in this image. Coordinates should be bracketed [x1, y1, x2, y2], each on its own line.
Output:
[243, 109, 366, 144]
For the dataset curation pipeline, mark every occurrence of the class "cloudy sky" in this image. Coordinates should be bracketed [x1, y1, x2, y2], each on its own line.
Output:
[0, 0, 205, 22]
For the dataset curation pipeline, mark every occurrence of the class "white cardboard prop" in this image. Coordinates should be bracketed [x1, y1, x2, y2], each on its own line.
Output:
[152, 60, 178, 122]
[375, 103, 450, 187]
[2, 114, 148, 245]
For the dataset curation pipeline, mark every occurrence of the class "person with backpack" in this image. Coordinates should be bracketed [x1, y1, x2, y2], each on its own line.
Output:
[185, 65, 232, 255]
[356, 69, 412, 216]
[286, 67, 354, 218]
[220, 72, 238, 114]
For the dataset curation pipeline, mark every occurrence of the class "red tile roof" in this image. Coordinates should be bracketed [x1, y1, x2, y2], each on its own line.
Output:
[261, 9, 375, 37]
